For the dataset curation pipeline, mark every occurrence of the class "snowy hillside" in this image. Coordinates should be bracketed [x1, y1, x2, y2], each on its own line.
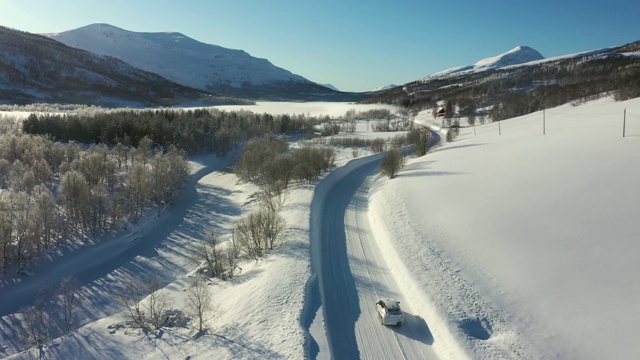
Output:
[46, 24, 345, 100]
[0, 26, 222, 106]
[421, 45, 545, 80]
[385, 97, 640, 359]
[372, 84, 399, 92]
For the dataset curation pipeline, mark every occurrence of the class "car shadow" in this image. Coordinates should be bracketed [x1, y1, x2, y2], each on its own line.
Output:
[394, 312, 434, 345]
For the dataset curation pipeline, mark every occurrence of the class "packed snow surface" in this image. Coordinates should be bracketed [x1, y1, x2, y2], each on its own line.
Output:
[397, 97, 640, 359]
[2, 98, 640, 359]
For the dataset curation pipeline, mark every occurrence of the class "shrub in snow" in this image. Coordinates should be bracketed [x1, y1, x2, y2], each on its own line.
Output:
[160, 309, 188, 328]
[379, 149, 405, 179]
[198, 230, 238, 280]
[233, 204, 286, 261]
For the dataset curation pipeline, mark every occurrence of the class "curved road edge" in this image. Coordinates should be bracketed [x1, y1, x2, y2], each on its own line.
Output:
[303, 152, 385, 359]
[301, 128, 442, 359]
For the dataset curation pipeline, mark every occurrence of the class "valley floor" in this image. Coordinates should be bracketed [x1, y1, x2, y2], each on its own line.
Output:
[2, 98, 640, 359]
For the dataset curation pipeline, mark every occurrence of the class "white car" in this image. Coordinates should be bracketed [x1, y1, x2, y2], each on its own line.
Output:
[375, 298, 404, 326]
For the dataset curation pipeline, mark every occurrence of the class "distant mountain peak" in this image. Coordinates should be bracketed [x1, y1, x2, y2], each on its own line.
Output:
[372, 84, 398, 92]
[474, 45, 544, 68]
[422, 45, 545, 81]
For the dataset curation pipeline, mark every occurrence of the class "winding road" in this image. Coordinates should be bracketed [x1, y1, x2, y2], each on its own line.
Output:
[307, 139, 439, 359]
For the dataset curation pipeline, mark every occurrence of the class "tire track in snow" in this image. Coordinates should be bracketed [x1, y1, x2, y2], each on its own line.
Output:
[304, 151, 437, 359]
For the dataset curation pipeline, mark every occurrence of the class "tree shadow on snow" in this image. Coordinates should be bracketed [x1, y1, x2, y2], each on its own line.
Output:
[397, 170, 466, 178]
[205, 325, 282, 359]
[432, 143, 485, 153]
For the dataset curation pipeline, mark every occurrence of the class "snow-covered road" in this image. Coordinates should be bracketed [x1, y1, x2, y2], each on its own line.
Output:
[307, 152, 437, 359]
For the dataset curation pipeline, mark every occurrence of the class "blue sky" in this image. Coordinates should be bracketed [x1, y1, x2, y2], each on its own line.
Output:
[1, 0, 638, 92]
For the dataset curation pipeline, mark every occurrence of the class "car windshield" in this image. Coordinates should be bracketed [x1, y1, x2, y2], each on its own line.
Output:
[386, 303, 400, 312]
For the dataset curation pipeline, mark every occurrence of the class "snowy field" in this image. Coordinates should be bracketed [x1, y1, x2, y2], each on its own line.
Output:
[371, 97, 640, 359]
[1, 98, 639, 359]
[212, 101, 400, 117]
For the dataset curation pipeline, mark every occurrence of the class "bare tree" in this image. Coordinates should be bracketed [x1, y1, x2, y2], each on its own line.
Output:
[0, 159, 9, 188]
[66, 141, 82, 164]
[145, 276, 172, 330]
[380, 149, 405, 179]
[185, 275, 213, 333]
[0, 194, 11, 274]
[370, 138, 385, 153]
[261, 154, 294, 201]
[132, 136, 153, 165]
[57, 277, 83, 333]
[150, 146, 189, 206]
[116, 278, 147, 329]
[233, 206, 287, 261]
[198, 230, 238, 279]
[19, 292, 54, 350]
[30, 158, 52, 185]
[446, 125, 460, 142]
[32, 185, 58, 252]
[407, 127, 431, 157]
[199, 230, 226, 278]
[59, 170, 90, 232]
[445, 100, 455, 121]
[127, 161, 150, 221]
[11, 191, 33, 270]
[112, 142, 128, 169]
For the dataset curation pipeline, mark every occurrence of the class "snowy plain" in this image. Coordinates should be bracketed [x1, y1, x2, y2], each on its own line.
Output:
[1, 98, 640, 359]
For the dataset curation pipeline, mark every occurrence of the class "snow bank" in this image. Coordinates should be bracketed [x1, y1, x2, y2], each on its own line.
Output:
[368, 97, 640, 359]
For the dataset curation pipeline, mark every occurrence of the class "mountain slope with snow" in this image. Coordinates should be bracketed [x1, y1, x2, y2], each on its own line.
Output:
[421, 45, 545, 80]
[46, 24, 352, 101]
[0, 26, 223, 106]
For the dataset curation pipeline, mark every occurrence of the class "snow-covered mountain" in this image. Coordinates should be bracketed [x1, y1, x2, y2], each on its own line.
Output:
[421, 45, 545, 80]
[46, 24, 351, 101]
[372, 84, 398, 92]
[321, 83, 340, 91]
[0, 26, 223, 106]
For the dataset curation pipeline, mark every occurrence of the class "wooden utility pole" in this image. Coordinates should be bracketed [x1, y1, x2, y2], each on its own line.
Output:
[623, 109, 626, 138]
[498, 120, 501, 135]
[543, 109, 546, 135]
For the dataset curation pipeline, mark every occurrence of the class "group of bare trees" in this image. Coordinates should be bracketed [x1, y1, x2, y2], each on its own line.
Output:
[193, 135, 299, 278]
[0, 131, 189, 274]
[115, 276, 174, 331]
[197, 230, 238, 279]
[379, 127, 432, 179]
[18, 272, 214, 350]
[234, 134, 336, 199]
[233, 203, 287, 261]
[16, 278, 83, 349]
[92, 274, 211, 337]
[371, 115, 415, 132]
